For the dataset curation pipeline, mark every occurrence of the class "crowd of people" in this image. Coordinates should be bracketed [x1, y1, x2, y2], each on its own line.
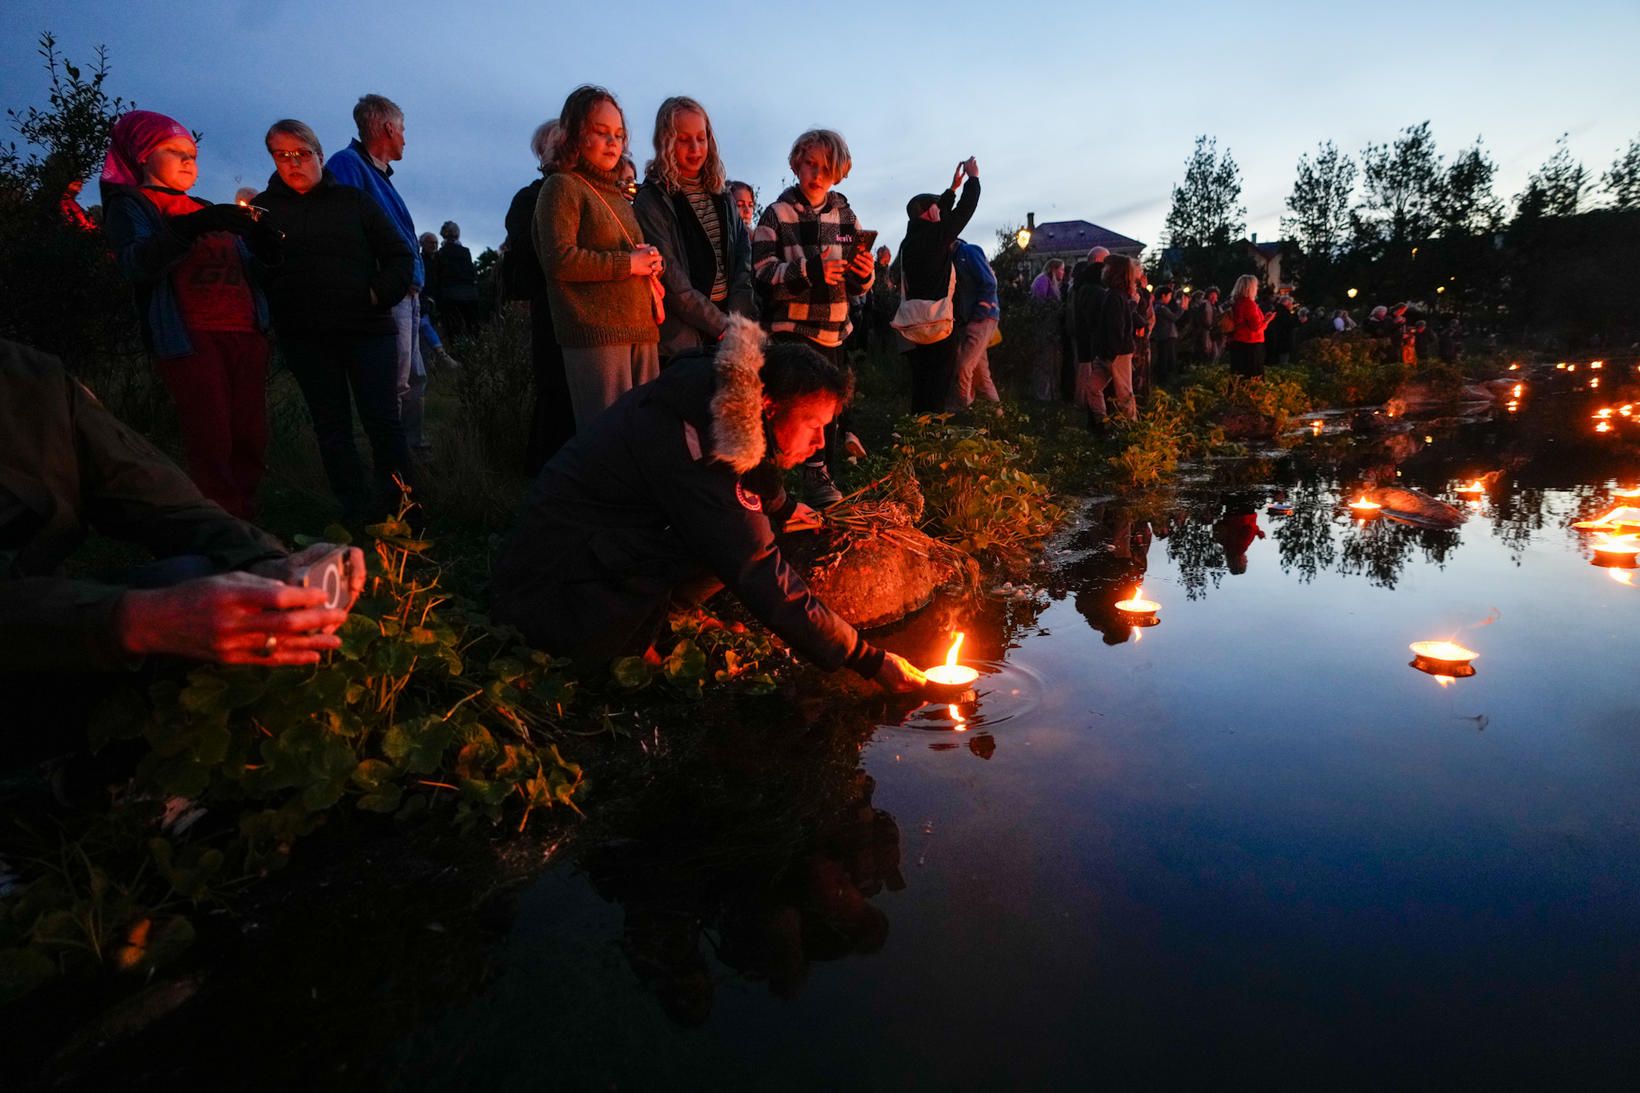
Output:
[7, 83, 1028, 706]
[1026, 249, 1466, 430]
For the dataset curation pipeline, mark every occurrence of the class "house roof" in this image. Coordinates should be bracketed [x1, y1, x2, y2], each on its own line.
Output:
[1026, 219, 1145, 254]
[1247, 240, 1282, 259]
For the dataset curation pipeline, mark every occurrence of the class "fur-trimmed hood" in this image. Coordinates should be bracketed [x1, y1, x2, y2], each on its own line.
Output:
[708, 314, 768, 475]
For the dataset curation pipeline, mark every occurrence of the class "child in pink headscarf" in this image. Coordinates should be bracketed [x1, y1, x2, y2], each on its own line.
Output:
[100, 110, 275, 518]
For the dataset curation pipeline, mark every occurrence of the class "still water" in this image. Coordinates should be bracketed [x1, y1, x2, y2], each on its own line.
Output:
[395, 379, 1638, 1089]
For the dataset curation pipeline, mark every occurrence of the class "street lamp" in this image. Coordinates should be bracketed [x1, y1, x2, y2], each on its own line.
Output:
[1015, 226, 1032, 250]
[1436, 285, 1446, 295]
[1347, 287, 1358, 299]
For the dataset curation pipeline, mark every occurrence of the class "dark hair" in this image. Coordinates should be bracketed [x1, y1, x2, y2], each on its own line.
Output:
[760, 341, 854, 407]
[550, 84, 625, 174]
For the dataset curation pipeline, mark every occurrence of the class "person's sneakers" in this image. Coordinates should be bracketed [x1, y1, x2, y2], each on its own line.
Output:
[434, 346, 462, 371]
[799, 462, 843, 508]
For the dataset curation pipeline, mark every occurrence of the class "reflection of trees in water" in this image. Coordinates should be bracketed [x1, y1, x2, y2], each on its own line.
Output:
[1336, 519, 1460, 589]
[573, 705, 902, 1027]
[1272, 482, 1339, 583]
[1166, 513, 1229, 601]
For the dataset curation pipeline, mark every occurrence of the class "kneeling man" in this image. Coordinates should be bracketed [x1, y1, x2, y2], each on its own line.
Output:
[493, 318, 925, 692]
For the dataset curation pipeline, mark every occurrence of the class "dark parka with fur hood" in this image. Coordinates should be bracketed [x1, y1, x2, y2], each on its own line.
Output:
[492, 317, 883, 676]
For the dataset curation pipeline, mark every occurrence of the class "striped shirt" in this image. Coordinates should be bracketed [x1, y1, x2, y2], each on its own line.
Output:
[680, 179, 728, 303]
[752, 185, 874, 348]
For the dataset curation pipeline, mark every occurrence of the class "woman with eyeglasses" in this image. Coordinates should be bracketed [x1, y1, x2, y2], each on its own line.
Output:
[251, 119, 417, 524]
[533, 85, 662, 428]
[100, 110, 275, 518]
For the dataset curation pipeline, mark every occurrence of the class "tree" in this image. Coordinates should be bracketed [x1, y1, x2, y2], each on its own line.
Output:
[1282, 140, 1356, 264]
[1356, 121, 1442, 247]
[1600, 136, 1640, 210]
[1433, 139, 1502, 238]
[1, 32, 128, 195]
[1162, 135, 1245, 284]
[1514, 133, 1587, 220]
[0, 33, 138, 375]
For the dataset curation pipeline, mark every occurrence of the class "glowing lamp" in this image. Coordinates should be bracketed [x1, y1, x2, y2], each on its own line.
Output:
[1181, 285, 1193, 295]
[1015, 227, 1032, 250]
[1114, 586, 1161, 627]
[1409, 640, 1479, 682]
[1591, 361, 1604, 369]
[924, 631, 978, 693]
[1436, 285, 1446, 294]
[1556, 362, 1568, 370]
[1346, 288, 1358, 299]
[1508, 363, 1520, 371]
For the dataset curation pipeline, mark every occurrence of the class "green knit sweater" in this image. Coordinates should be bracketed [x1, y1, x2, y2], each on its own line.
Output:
[532, 164, 659, 348]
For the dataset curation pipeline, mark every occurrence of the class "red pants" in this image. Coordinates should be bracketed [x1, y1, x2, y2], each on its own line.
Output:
[155, 329, 270, 518]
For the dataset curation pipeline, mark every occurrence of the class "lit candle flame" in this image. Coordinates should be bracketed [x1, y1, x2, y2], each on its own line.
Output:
[1456, 480, 1484, 494]
[1511, 385, 1523, 397]
[1596, 422, 1614, 434]
[1594, 408, 1614, 419]
[945, 631, 964, 669]
[1591, 361, 1604, 369]
[924, 631, 978, 688]
[1410, 640, 1479, 663]
[1590, 377, 1601, 389]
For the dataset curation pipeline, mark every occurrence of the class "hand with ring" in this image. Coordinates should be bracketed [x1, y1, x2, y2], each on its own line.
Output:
[114, 571, 349, 666]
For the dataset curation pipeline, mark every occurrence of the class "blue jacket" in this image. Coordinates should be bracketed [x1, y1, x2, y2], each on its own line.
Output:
[952, 240, 999, 326]
[101, 184, 270, 360]
[326, 139, 424, 288]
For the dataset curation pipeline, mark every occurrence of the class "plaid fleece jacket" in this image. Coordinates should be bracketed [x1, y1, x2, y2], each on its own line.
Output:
[752, 186, 874, 347]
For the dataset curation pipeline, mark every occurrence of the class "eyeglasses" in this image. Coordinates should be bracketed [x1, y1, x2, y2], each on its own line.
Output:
[271, 149, 316, 165]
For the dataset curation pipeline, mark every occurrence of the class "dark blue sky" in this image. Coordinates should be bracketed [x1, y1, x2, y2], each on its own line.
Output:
[5, 1, 1638, 257]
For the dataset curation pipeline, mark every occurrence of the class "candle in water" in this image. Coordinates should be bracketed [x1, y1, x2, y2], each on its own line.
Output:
[924, 631, 978, 688]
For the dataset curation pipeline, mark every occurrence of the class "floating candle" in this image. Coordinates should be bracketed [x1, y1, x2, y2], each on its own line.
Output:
[1349, 496, 1383, 518]
[1456, 480, 1485, 495]
[924, 631, 978, 691]
[1591, 533, 1640, 568]
[1115, 586, 1161, 629]
[1409, 640, 1480, 681]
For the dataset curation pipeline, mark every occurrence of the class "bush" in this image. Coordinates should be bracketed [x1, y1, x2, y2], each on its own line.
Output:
[1294, 334, 1407, 405]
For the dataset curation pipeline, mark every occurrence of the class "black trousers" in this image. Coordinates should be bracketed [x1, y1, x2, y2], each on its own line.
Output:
[283, 331, 414, 520]
[525, 295, 575, 476]
[906, 335, 957, 413]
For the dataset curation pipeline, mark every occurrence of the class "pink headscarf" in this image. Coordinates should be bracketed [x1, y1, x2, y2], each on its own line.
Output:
[100, 110, 193, 187]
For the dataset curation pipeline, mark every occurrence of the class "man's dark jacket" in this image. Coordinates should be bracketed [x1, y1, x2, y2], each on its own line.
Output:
[491, 318, 878, 675]
[0, 339, 285, 671]
[252, 169, 413, 338]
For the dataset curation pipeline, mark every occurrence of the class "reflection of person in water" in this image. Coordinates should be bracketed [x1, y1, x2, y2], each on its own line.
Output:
[1070, 502, 1153, 644]
[581, 752, 902, 1027]
[1213, 495, 1266, 574]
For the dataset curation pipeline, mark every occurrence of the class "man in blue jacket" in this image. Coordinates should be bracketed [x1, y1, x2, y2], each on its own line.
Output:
[949, 238, 1000, 409]
[326, 94, 429, 452]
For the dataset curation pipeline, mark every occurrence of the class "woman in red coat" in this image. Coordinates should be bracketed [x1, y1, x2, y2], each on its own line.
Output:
[1226, 273, 1273, 380]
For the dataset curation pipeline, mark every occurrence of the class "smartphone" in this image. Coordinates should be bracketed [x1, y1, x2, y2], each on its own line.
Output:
[854, 229, 879, 258]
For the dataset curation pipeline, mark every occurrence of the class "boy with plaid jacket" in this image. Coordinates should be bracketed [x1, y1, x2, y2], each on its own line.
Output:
[752, 129, 875, 504]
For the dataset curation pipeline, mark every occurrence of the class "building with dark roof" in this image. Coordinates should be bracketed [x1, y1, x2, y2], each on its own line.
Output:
[1019, 213, 1145, 277]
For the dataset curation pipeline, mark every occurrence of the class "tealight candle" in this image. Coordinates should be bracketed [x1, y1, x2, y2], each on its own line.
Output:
[1348, 496, 1382, 519]
[924, 631, 978, 692]
[1409, 640, 1479, 681]
[1591, 534, 1640, 568]
[1456, 480, 1484, 495]
[1114, 586, 1161, 625]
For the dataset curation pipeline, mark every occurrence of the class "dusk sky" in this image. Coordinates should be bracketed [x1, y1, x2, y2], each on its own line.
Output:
[6, 1, 1639, 260]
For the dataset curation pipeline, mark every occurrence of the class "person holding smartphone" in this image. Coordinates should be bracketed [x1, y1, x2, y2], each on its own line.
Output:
[897, 157, 981, 412]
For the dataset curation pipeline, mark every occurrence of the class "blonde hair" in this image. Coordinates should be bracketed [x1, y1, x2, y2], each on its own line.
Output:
[529, 119, 559, 168]
[1232, 274, 1259, 301]
[645, 96, 726, 193]
[787, 129, 852, 183]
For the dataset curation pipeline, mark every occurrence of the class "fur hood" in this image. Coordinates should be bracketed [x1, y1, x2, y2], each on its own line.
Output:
[708, 314, 767, 474]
